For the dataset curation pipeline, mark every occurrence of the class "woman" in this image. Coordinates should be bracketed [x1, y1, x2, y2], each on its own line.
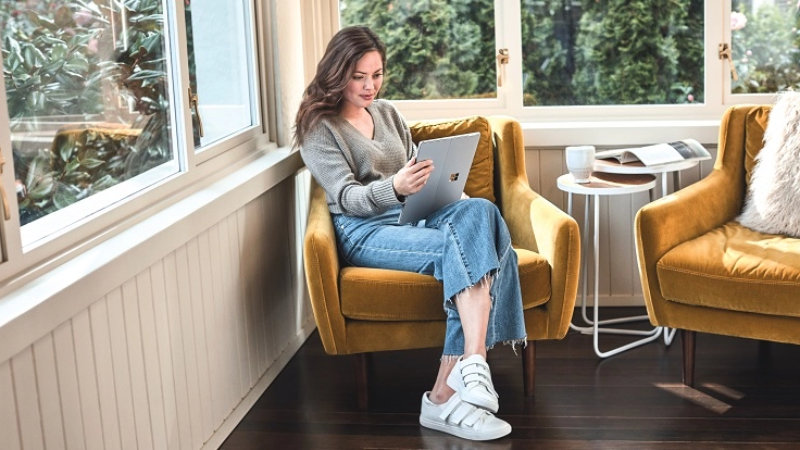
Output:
[295, 26, 526, 441]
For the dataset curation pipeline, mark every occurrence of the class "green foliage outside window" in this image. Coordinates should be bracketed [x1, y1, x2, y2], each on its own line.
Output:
[572, 0, 701, 105]
[340, 0, 496, 100]
[343, 0, 706, 106]
[519, 0, 573, 106]
[1, 1, 104, 119]
[731, 0, 800, 94]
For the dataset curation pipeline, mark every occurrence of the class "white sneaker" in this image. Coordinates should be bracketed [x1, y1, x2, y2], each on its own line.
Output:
[446, 354, 499, 413]
[419, 392, 511, 441]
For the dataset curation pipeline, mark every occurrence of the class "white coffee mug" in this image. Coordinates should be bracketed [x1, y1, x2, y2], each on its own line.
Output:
[565, 145, 595, 183]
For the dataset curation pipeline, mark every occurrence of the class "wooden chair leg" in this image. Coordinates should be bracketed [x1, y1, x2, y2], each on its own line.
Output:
[681, 330, 696, 387]
[354, 353, 370, 410]
[522, 341, 536, 397]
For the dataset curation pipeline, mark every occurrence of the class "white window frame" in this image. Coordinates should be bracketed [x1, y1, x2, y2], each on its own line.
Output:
[191, 0, 264, 162]
[334, 0, 782, 146]
[720, 0, 783, 106]
[0, 0, 277, 285]
[393, 1, 510, 117]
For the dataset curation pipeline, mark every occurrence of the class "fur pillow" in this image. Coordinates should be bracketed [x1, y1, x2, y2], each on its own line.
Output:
[738, 91, 800, 237]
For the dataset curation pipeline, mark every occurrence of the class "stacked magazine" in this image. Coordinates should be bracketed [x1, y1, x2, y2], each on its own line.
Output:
[595, 139, 712, 167]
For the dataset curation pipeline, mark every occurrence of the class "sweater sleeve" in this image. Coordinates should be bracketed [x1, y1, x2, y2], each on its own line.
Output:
[300, 123, 402, 217]
[385, 101, 417, 161]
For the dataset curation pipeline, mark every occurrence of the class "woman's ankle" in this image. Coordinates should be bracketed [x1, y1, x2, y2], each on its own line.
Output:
[428, 386, 456, 404]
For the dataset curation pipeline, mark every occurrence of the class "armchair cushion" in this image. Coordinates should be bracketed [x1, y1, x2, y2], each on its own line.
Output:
[657, 222, 800, 317]
[409, 116, 495, 203]
[340, 247, 550, 321]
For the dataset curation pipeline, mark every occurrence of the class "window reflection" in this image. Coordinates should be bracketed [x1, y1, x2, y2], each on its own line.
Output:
[0, 0, 174, 226]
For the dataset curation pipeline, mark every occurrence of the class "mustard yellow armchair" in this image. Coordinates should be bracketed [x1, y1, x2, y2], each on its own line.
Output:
[635, 105, 800, 387]
[303, 116, 580, 407]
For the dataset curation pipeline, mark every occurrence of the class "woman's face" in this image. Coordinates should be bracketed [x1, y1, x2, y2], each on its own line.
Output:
[341, 50, 383, 111]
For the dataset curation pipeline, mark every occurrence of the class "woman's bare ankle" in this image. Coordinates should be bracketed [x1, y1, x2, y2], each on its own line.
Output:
[429, 386, 456, 404]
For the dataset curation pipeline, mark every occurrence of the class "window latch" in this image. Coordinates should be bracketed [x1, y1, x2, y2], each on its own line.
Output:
[188, 87, 205, 137]
[0, 151, 11, 221]
[718, 43, 739, 81]
[497, 48, 509, 87]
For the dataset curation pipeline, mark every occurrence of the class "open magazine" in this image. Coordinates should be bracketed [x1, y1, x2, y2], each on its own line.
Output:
[595, 139, 712, 167]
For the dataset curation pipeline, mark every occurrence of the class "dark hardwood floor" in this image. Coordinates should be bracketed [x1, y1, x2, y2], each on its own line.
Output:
[221, 309, 800, 449]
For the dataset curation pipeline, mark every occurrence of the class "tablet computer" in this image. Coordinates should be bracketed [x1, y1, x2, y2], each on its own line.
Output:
[398, 132, 481, 224]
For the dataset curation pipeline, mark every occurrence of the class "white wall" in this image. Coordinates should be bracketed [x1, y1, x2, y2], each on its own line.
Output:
[0, 158, 314, 450]
[0, 2, 321, 448]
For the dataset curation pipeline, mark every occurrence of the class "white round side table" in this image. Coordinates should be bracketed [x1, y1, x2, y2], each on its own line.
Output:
[592, 158, 701, 346]
[558, 172, 660, 358]
[593, 158, 699, 198]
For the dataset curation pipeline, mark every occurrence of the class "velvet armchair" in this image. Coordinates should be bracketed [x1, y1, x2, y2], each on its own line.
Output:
[635, 104, 800, 386]
[303, 115, 580, 407]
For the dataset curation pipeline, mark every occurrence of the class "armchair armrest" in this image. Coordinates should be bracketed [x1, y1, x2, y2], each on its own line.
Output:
[489, 116, 581, 339]
[303, 181, 346, 354]
[507, 178, 581, 338]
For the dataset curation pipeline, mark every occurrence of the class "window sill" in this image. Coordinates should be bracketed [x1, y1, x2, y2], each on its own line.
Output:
[0, 147, 303, 362]
[520, 118, 722, 148]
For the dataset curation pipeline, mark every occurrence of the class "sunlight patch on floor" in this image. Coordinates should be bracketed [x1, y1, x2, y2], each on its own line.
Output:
[654, 382, 733, 414]
[701, 383, 745, 401]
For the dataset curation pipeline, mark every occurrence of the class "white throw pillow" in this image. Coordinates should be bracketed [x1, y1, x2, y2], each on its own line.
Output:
[738, 91, 800, 238]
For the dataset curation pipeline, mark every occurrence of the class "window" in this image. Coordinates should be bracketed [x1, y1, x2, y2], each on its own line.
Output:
[0, 0, 269, 270]
[2, 0, 178, 239]
[520, 0, 704, 106]
[730, 0, 800, 95]
[340, 0, 498, 101]
[335, 0, 794, 137]
[184, 0, 257, 150]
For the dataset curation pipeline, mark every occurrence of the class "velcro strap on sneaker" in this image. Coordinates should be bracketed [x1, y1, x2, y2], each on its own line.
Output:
[461, 408, 486, 428]
[440, 397, 485, 427]
[450, 402, 475, 424]
[439, 396, 462, 421]
[461, 360, 498, 398]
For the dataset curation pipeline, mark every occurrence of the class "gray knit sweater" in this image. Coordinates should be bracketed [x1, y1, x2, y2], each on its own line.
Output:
[300, 100, 416, 216]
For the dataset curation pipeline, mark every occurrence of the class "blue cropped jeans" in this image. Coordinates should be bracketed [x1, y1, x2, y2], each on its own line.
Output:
[331, 198, 527, 357]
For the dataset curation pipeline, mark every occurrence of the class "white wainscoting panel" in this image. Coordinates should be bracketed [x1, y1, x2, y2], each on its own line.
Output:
[525, 146, 717, 306]
[0, 174, 315, 449]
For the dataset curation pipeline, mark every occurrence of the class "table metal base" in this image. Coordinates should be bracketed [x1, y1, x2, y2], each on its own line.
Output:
[560, 165, 696, 357]
[568, 192, 668, 358]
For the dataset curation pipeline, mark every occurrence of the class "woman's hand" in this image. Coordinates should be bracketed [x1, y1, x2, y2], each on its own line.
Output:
[393, 158, 434, 197]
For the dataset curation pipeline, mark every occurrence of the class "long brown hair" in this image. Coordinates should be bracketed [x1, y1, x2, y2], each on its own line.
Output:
[294, 26, 386, 147]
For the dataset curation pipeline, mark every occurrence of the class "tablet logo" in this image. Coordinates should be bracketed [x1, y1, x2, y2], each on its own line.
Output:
[449, 173, 460, 182]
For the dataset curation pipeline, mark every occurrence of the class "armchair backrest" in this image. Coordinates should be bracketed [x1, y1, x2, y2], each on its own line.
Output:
[409, 116, 496, 203]
[715, 105, 773, 211]
[742, 105, 772, 186]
